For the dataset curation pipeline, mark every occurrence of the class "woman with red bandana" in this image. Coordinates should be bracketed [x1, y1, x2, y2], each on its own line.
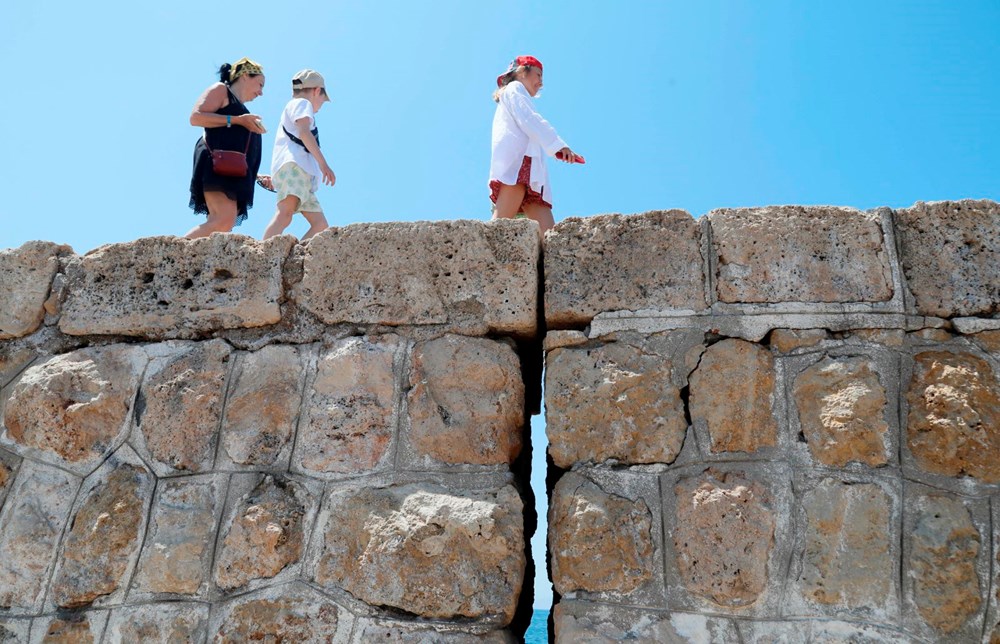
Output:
[489, 55, 583, 237]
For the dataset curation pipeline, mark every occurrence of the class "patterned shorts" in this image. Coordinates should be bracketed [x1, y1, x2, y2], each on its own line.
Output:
[273, 162, 323, 213]
[489, 156, 552, 210]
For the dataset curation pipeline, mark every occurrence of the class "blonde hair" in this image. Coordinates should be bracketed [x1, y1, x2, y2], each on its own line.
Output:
[493, 65, 538, 102]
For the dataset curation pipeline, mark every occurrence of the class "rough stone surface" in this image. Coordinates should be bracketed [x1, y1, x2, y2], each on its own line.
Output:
[0, 463, 78, 611]
[906, 351, 1000, 482]
[689, 339, 778, 454]
[553, 601, 739, 644]
[132, 477, 222, 596]
[59, 235, 294, 337]
[796, 479, 893, 612]
[137, 340, 231, 472]
[673, 469, 775, 607]
[0, 620, 29, 642]
[314, 483, 524, 622]
[39, 615, 101, 643]
[907, 494, 982, 634]
[0, 343, 37, 389]
[221, 345, 304, 467]
[710, 205, 893, 303]
[544, 211, 706, 327]
[214, 476, 309, 591]
[0, 453, 15, 507]
[793, 356, 890, 467]
[0, 241, 69, 339]
[971, 329, 1000, 353]
[545, 336, 690, 467]
[106, 604, 209, 644]
[549, 474, 653, 595]
[895, 200, 1000, 317]
[51, 464, 153, 608]
[2, 345, 143, 468]
[769, 328, 828, 353]
[212, 585, 340, 644]
[407, 335, 523, 465]
[294, 336, 398, 475]
[294, 220, 539, 336]
[352, 619, 513, 643]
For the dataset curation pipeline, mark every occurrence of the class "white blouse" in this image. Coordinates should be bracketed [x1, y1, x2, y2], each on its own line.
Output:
[490, 81, 567, 204]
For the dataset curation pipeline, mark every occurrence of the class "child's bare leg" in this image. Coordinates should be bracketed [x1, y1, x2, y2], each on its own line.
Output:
[185, 192, 238, 238]
[301, 211, 329, 240]
[263, 195, 301, 239]
[492, 183, 527, 220]
[521, 202, 555, 239]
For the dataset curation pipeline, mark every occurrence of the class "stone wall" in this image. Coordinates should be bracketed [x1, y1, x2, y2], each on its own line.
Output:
[544, 201, 1000, 643]
[0, 222, 539, 642]
[1, 200, 998, 642]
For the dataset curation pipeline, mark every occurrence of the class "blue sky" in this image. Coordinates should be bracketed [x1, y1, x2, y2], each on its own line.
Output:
[2, 0, 999, 611]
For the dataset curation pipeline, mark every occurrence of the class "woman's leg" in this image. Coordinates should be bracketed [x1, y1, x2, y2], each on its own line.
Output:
[521, 202, 555, 238]
[263, 195, 301, 239]
[300, 210, 329, 241]
[492, 183, 527, 220]
[184, 192, 238, 238]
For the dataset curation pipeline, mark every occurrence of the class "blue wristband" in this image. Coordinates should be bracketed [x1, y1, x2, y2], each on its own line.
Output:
[226, 115, 231, 128]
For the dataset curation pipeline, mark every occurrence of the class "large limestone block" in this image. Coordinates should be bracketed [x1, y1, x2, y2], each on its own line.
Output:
[214, 475, 314, 592]
[553, 601, 739, 644]
[549, 473, 653, 595]
[50, 463, 154, 608]
[689, 338, 778, 454]
[132, 475, 225, 597]
[546, 332, 698, 467]
[2, 344, 144, 472]
[312, 483, 525, 622]
[709, 206, 893, 303]
[0, 462, 79, 613]
[792, 478, 896, 617]
[220, 345, 305, 468]
[407, 335, 523, 465]
[906, 494, 982, 636]
[906, 351, 1000, 482]
[293, 336, 399, 476]
[673, 469, 775, 608]
[105, 604, 210, 644]
[135, 340, 231, 473]
[59, 235, 294, 337]
[352, 619, 514, 642]
[293, 220, 539, 336]
[544, 211, 706, 327]
[34, 613, 108, 643]
[210, 584, 342, 643]
[0, 241, 70, 339]
[793, 356, 890, 467]
[895, 200, 1000, 317]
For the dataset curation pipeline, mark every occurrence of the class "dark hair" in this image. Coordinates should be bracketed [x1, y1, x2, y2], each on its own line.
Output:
[492, 65, 538, 103]
[217, 62, 261, 85]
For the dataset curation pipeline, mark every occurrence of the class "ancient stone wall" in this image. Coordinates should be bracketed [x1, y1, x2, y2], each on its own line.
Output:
[544, 201, 1000, 643]
[0, 221, 539, 642]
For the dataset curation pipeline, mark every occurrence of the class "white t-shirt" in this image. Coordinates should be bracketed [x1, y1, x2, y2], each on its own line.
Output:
[271, 98, 321, 179]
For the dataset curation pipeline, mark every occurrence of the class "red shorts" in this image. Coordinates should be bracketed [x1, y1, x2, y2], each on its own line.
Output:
[489, 156, 553, 210]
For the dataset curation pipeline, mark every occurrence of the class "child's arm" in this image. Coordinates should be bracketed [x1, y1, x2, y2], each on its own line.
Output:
[295, 117, 336, 186]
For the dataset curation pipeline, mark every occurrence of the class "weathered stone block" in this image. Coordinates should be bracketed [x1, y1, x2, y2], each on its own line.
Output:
[0, 462, 79, 613]
[407, 335, 523, 465]
[906, 351, 1000, 482]
[709, 206, 893, 303]
[895, 200, 1000, 317]
[769, 328, 828, 353]
[0, 450, 17, 510]
[210, 584, 342, 643]
[906, 493, 982, 635]
[0, 343, 37, 389]
[0, 241, 70, 339]
[673, 469, 775, 607]
[59, 235, 294, 337]
[690, 338, 778, 454]
[553, 601, 739, 644]
[34, 613, 108, 643]
[793, 356, 890, 467]
[546, 332, 698, 467]
[549, 473, 653, 595]
[132, 475, 225, 597]
[220, 345, 305, 468]
[352, 618, 513, 643]
[214, 475, 313, 592]
[105, 604, 210, 644]
[293, 336, 398, 476]
[135, 340, 231, 473]
[0, 619, 29, 642]
[2, 345, 144, 472]
[312, 483, 524, 622]
[51, 463, 154, 608]
[293, 220, 539, 336]
[544, 211, 706, 327]
[793, 478, 896, 617]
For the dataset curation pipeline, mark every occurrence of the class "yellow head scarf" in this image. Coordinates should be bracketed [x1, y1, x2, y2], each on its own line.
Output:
[229, 57, 264, 83]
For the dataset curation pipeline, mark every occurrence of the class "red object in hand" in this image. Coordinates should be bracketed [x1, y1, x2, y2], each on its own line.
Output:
[556, 150, 586, 164]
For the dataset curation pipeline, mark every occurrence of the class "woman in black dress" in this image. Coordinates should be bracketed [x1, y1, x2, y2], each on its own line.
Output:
[185, 57, 268, 238]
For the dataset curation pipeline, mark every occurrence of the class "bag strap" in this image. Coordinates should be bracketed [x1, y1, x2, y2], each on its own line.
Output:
[282, 126, 321, 154]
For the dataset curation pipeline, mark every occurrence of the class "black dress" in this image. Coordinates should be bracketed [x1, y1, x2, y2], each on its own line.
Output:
[188, 87, 263, 226]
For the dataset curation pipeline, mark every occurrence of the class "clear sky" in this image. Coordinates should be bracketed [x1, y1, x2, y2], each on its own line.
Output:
[2, 0, 998, 610]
